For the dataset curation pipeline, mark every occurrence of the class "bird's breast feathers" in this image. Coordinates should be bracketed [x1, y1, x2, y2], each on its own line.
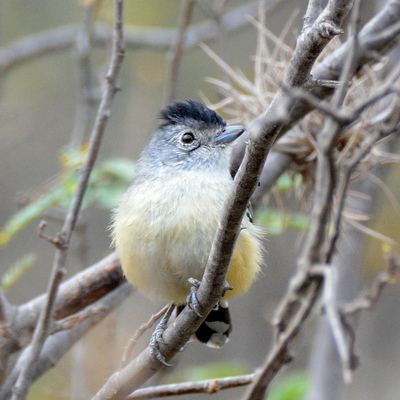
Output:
[112, 171, 262, 303]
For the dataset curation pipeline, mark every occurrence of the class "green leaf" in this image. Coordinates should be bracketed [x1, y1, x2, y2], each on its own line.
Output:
[185, 362, 248, 381]
[0, 157, 135, 247]
[1, 253, 36, 291]
[255, 208, 308, 234]
[268, 373, 309, 400]
[91, 186, 129, 209]
[165, 362, 249, 384]
[0, 186, 69, 246]
[98, 159, 136, 182]
[276, 173, 303, 192]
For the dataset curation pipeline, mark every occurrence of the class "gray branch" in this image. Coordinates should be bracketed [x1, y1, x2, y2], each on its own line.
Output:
[0, 1, 267, 76]
[0, 283, 131, 400]
[249, 0, 400, 203]
[91, 0, 353, 399]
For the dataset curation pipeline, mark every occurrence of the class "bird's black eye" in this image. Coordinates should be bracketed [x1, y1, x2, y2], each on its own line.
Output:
[181, 132, 195, 144]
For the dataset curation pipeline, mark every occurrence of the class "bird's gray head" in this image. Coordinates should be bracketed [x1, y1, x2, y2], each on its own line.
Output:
[138, 100, 245, 175]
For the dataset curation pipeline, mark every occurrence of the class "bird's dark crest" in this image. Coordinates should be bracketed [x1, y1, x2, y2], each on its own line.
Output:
[159, 100, 226, 129]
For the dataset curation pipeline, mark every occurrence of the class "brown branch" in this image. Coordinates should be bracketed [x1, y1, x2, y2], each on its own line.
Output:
[10, 256, 66, 400]
[126, 374, 254, 399]
[270, 0, 357, 331]
[91, 1, 353, 400]
[243, 279, 321, 400]
[9, 2, 125, 399]
[342, 253, 400, 316]
[243, 1, 357, 398]
[0, 283, 131, 400]
[235, 0, 400, 200]
[250, 1, 400, 396]
[20, 252, 121, 325]
[296, 0, 361, 270]
[310, 252, 400, 398]
[0, 253, 122, 383]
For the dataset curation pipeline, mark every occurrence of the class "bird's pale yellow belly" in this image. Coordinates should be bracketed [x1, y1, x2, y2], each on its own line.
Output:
[112, 173, 263, 304]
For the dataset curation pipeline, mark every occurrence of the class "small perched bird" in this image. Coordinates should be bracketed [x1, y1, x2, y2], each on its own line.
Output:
[111, 100, 263, 357]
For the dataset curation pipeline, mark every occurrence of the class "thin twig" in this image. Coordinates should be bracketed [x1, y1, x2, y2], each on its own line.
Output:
[10, 2, 125, 399]
[317, 265, 353, 383]
[0, 289, 10, 324]
[279, 82, 353, 124]
[342, 253, 400, 316]
[10, 258, 66, 400]
[243, 279, 321, 400]
[70, 3, 98, 149]
[120, 305, 169, 369]
[163, 0, 196, 105]
[126, 373, 254, 399]
[325, 122, 387, 264]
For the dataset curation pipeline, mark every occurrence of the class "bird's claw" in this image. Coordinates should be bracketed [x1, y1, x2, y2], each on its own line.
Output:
[149, 306, 174, 367]
[187, 278, 202, 317]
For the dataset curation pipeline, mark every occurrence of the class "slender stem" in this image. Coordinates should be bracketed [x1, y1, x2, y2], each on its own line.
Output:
[163, 0, 196, 105]
[9, 2, 125, 399]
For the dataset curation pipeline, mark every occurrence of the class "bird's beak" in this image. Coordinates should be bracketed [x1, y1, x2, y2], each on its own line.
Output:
[211, 125, 246, 145]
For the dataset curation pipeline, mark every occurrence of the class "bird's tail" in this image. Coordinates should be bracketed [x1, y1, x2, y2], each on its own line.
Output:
[176, 301, 231, 348]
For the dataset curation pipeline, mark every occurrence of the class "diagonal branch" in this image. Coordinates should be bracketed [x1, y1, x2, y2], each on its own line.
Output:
[91, 1, 353, 400]
[0, 283, 131, 400]
[243, 1, 359, 398]
[126, 373, 254, 399]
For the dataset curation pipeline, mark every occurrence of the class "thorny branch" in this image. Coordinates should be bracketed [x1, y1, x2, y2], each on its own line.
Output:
[243, 4, 358, 399]
[250, 0, 400, 202]
[7, 2, 125, 400]
[91, 1, 357, 400]
[245, 2, 400, 400]
[1, 1, 400, 399]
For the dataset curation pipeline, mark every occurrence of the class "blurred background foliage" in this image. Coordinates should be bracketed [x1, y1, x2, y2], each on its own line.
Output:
[0, 0, 399, 399]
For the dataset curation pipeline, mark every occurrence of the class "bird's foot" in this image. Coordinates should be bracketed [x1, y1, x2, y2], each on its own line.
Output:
[186, 278, 202, 317]
[149, 304, 174, 367]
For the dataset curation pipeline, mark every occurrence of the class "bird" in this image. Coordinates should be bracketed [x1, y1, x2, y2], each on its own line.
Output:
[111, 100, 263, 363]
